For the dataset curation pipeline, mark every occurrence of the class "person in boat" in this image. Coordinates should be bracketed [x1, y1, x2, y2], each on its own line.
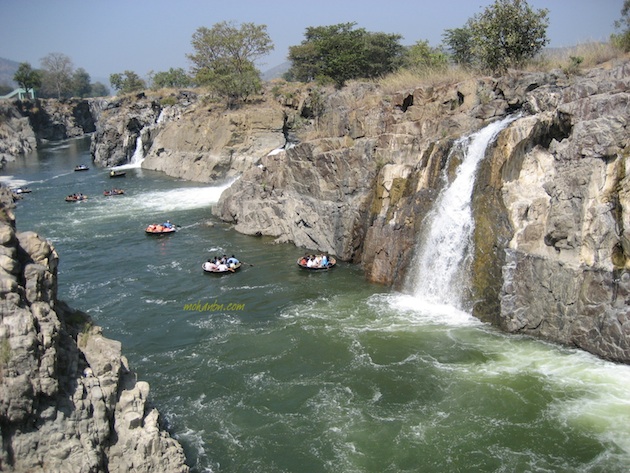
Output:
[226, 255, 238, 267]
[162, 220, 174, 229]
[227, 255, 239, 268]
[321, 254, 329, 267]
[205, 258, 218, 271]
[216, 260, 231, 272]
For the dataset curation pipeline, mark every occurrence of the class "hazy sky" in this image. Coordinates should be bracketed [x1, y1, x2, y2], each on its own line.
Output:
[0, 0, 624, 82]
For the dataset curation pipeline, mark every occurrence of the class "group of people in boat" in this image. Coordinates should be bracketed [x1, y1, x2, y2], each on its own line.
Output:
[103, 188, 125, 196]
[299, 254, 333, 268]
[204, 254, 240, 272]
[146, 221, 176, 233]
[66, 192, 87, 201]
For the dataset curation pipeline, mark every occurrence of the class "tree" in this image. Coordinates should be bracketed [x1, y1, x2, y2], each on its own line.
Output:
[287, 23, 405, 88]
[187, 21, 273, 105]
[40, 52, 74, 99]
[13, 62, 42, 98]
[405, 40, 449, 71]
[612, 0, 630, 51]
[443, 0, 549, 73]
[442, 27, 474, 67]
[72, 68, 91, 98]
[151, 67, 192, 89]
[89, 82, 110, 97]
[109, 71, 146, 94]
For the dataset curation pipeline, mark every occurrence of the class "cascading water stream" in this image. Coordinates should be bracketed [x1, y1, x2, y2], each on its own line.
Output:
[111, 135, 145, 171]
[130, 135, 144, 166]
[408, 115, 517, 309]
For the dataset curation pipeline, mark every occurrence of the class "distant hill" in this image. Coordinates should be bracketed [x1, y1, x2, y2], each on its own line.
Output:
[0, 57, 19, 88]
[262, 61, 291, 81]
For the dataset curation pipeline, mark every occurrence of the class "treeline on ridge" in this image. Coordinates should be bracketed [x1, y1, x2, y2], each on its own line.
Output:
[9, 0, 630, 106]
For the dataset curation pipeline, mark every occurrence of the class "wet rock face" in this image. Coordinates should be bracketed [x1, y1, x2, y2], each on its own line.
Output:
[19, 99, 97, 141]
[500, 249, 630, 362]
[0, 199, 189, 472]
[471, 62, 630, 362]
[0, 99, 97, 166]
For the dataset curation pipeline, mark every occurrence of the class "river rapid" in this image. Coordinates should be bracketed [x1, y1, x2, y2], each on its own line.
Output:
[3, 136, 630, 473]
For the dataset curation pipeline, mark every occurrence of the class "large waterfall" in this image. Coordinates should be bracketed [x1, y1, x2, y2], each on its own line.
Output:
[407, 116, 517, 309]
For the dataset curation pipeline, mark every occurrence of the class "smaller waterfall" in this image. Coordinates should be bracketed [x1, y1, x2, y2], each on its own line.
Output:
[113, 135, 145, 171]
[409, 115, 517, 309]
[130, 135, 144, 166]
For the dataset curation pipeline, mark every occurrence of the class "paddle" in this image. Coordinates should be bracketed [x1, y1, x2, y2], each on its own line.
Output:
[240, 261, 254, 267]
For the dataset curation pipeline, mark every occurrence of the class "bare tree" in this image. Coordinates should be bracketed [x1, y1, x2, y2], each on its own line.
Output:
[40, 52, 74, 98]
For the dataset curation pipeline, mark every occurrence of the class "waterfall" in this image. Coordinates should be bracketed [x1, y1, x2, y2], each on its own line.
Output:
[111, 135, 145, 172]
[408, 115, 517, 309]
[130, 135, 144, 166]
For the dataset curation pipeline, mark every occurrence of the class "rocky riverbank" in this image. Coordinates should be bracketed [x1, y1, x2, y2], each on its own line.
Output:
[0, 190, 188, 471]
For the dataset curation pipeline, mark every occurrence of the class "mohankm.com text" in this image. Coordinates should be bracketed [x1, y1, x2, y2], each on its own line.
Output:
[183, 300, 245, 312]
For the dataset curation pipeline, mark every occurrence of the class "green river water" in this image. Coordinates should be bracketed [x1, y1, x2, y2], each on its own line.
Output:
[3, 135, 630, 473]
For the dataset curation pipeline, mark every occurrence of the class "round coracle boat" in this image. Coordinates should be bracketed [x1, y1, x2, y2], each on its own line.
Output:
[65, 194, 88, 202]
[145, 223, 177, 235]
[297, 254, 336, 270]
[202, 261, 241, 274]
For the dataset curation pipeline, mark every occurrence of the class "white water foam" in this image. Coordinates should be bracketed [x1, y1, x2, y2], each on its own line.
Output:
[0, 175, 31, 188]
[374, 293, 484, 328]
[57, 182, 235, 228]
[469, 334, 630, 459]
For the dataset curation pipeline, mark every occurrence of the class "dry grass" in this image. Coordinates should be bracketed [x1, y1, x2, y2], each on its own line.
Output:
[375, 42, 626, 96]
[526, 42, 626, 71]
[376, 66, 475, 95]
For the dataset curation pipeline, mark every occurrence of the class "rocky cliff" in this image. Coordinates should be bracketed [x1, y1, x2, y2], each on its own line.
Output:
[0, 98, 98, 166]
[479, 63, 630, 362]
[210, 62, 630, 363]
[1, 59, 629, 366]
[0, 191, 188, 472]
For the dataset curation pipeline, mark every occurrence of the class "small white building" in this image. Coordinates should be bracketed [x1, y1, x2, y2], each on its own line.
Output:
[0, 87, 36, 100]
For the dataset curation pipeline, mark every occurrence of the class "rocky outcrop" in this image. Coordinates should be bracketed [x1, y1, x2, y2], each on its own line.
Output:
[0, 102, 37, 164]
[16, 98, 97, 141]
[0, 192, 189, 472]
[213, 78, 511, 274]
[140, 99, 286, 182]
[90, 92, 166, 168]
[212, 61, 630, 362]
[474, 62, 630, 362]
[0, 99, 97, 166]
